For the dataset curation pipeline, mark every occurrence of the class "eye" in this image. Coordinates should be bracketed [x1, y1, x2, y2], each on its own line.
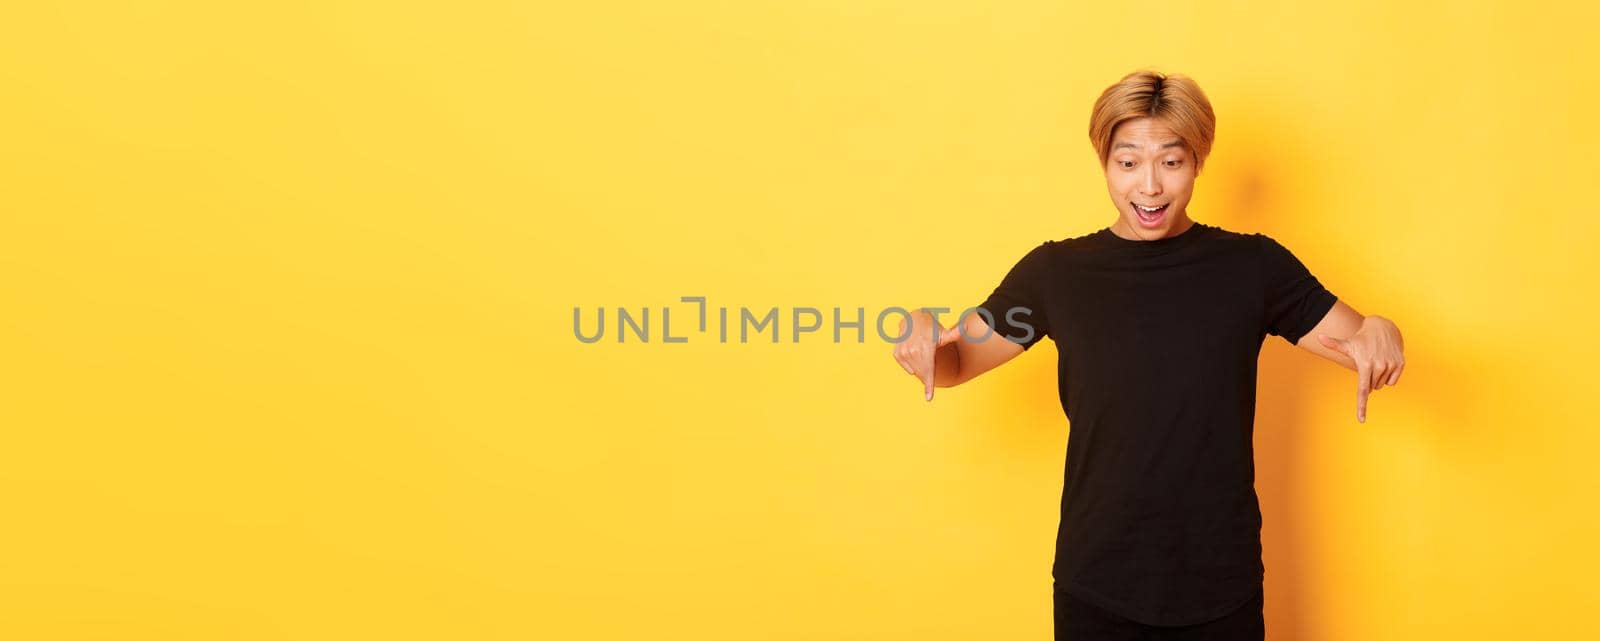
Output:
[1119, 160, 1135, 169]
[1165, 159, 1182, 168]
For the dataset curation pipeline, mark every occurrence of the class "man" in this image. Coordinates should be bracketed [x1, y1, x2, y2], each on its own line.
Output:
[890, 70, 1406, 640]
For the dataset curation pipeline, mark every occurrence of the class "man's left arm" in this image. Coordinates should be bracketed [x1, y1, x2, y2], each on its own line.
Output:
[1295, 300, 1406, 423]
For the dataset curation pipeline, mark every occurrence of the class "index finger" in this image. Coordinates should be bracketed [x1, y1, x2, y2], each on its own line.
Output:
[1357, 361, 1371, 423]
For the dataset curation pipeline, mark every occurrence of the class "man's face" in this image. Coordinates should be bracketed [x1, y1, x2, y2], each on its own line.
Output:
[1104, 117, 1197, 239]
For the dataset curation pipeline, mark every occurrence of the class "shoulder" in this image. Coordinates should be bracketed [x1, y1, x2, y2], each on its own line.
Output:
[1007, 240, 1059, 276]
[1015, 230, 1091, 268]
[1190, 224, 1290, 266]
[1034, 228, 1107, 255]
[1197, 222, 1270, 248]
[1241, 229, 1306, 261]
[998, 230, 1095, 278]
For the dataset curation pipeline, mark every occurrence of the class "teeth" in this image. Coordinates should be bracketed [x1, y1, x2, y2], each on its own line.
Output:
[1137, 204, 1165, 212]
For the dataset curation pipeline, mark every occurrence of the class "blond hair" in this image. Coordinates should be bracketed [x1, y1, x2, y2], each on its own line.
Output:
[1089, 70, 1216, 173]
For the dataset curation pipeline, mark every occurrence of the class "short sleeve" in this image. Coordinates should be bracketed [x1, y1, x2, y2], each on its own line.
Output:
[974, 242, 1053, 350]
[1259, 234, 1338, 345]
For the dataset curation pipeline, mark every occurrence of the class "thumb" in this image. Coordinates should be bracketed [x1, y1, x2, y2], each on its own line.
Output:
[924, 373, 935, 402]
[1317, 333, 1349, 355]
[938, 326, 963, 347]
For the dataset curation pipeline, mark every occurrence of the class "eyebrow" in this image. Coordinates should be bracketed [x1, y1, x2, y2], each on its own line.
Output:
[1114, 140, 1185, 150]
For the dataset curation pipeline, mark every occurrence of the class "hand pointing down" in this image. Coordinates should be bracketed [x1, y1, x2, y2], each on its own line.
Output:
[893, 310, 962, 401]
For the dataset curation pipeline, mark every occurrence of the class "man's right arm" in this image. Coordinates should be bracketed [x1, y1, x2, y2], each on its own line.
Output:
[893, 309, 1026, 401]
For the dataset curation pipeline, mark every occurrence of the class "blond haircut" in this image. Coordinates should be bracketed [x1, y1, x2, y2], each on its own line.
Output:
[1089, 70, 1217, 173]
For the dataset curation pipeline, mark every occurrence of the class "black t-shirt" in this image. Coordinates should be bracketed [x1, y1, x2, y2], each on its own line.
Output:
[975, 221, 1338, 626]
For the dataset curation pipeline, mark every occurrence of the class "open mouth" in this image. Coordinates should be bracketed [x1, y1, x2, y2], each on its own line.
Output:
[1133, 202, 1169, 226]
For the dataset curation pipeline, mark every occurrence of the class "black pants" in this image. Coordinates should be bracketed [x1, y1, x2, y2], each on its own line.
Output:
[1053, 584, 1265, 641]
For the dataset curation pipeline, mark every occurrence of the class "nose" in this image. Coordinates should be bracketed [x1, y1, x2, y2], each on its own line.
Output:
[1140, 166, 1162, 196]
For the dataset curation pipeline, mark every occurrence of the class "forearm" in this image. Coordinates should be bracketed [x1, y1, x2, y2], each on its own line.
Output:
[1320, 314, 1401, 372]
[1310, 311, 1407, 422]
[893, 308, 1027, 395]
[1347, 315, 1400, 368]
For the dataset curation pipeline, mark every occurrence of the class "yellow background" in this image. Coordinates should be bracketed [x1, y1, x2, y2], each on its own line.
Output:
[3, 1, 1597, 639]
